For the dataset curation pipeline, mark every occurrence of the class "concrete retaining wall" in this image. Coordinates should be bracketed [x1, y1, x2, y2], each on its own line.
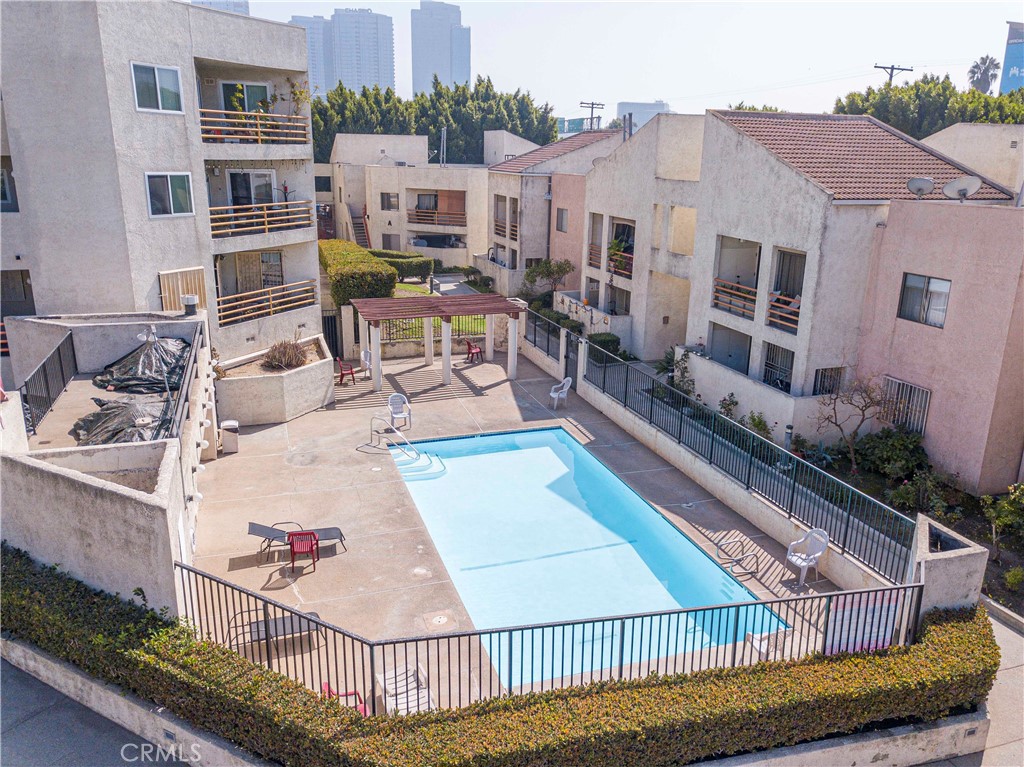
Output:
[1, 389, 29, 452]
[215, 335, 334, 426]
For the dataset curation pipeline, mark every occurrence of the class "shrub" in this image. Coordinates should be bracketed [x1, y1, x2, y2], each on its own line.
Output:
[560, 318, 584, 334]
[262, 339, 306, 370]
[529, 290, 555, 310]
[746, 411, 774, 441]
[480, 276, 494, 289]
[319, 239, 398, 306]
[369, 249, 434, 283]
[2, 544, 1001, 767]
[538, 308, 569, 325]
[463, 266, 482, 279]
[587, 332, 621, 356]
[856, 428, 930, 480]
[1004, 566, 1024, 592]
[718, 391, 739, 419]
[887, 470, 950, 515]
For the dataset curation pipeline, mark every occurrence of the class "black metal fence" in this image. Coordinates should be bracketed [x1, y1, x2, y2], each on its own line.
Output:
[582, 345, 917, 583]
[321, 311, 340, 358]
[524, 310, 560, 360]
[175, 563, 922, 715]
[380, 315, 485, 342]
[19, 332, 77, 434]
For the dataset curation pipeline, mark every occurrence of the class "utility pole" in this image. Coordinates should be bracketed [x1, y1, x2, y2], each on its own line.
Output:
[874, 63, 913, 86]
[579, 100, 604, 131]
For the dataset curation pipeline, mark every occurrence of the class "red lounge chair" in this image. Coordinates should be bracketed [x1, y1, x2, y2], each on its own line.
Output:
[287, 530, 319, 573]
[322, 683, 369, 716]
[336, 358, 356, 385]
[465, 338, 482, 363]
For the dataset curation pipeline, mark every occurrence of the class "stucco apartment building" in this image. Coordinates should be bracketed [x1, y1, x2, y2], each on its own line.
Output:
[564, 110, 1020, 493]
[1, 0, 320, 384]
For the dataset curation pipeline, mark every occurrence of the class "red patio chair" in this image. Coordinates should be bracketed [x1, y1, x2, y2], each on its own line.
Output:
[287, 530, 319, 573]
[322, 682, 370, 716]
[336, 358, 356, 386]
[465, 338, 483, 363]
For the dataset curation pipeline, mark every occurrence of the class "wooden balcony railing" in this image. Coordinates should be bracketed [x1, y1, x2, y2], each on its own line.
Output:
[217, 279, 317, 327]
[606, 250, 634, 279]
[209, 200, 314, 238]
[509, 221, 519, 240]
[712, 277, 757, 319]
[0, 322, 9, 356]
[494, 219, 507, 238]
[766, 293, 801, 333]
[587, 244, 602, 269]
[199, 109, 310, 144]
[406, 209, 467, 227]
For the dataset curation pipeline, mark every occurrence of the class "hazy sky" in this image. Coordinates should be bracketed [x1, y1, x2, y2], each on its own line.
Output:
[251, 1, 1020, 121]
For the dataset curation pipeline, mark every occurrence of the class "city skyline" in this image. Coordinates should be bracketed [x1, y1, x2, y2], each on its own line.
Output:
[252, 1, 1018, 123]
[290, 8, 395, 94]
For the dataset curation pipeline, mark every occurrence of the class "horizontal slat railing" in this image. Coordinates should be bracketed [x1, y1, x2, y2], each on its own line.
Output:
[509, 220, 519, 240]
[175, 562, 922, 715]
[607, 250, 634, 279]
[587, 244, 602, 269]
[199, 109, 310, 144]
[209, 200, 314, 237]
[0, 322, 9, 356]
[581, 344, 918, 583]
[767, 295, 800, 332]
[217, 280, 317, 326]
[406, 209, 467, 227]
[494, 219, 507, 238]
[712, 277, 757, 319]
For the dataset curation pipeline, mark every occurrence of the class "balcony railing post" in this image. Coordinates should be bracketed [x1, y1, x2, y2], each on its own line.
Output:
[708, 414, 718, 464]
[744, 434, 755, 490]
[617, 618, 626, 679]
[840, 489, 854, 554]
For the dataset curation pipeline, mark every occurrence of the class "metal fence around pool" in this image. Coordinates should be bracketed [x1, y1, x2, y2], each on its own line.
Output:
[381, 315, 486, 342]
[18, 331, 78, 434]
[175, 563, 922, 715]
[524, 311, 560, 359]
[582, 345, 917, 583]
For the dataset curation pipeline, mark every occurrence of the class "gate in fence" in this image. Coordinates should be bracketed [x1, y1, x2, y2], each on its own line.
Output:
[564, 332, 580, 389]
[321, 311, 340, 358]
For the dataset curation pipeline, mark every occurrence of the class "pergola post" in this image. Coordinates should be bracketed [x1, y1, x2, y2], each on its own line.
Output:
[359, 315, 370, 355]
[424, 316, 434, 366]
[441, 317, 452, 385]
[370, 322, 383, 392]
[507, 313, 519, 380]
[484, 315, 495, 361]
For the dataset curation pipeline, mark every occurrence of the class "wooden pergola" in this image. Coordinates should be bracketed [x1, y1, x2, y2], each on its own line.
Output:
[350, 295, 524, 391]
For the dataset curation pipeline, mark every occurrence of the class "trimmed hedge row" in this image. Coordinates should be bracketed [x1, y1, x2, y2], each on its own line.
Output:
[1, 543, 1000, 767]
[368, 249, 434, 283]
[319, 239, 398, 306]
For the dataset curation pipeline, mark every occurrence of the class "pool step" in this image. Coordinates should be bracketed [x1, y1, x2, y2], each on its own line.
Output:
[398, 453, 447, 480]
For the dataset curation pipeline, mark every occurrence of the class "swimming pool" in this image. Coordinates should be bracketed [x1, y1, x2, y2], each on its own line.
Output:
[392, 427, 782, 685]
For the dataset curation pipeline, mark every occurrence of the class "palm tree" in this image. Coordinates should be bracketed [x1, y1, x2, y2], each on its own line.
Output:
[968, 55, 1001, 94]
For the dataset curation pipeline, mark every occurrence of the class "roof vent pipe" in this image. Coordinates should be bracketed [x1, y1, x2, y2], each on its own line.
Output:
[182, 294, 199, 317]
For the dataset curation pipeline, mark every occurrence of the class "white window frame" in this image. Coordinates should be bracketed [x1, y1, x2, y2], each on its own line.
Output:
[556, 207, 568, 233]
[227, 169, 277, 207]
[145, 172, 195, 218]
[881, 376, 931, 435]
[218, 80, 273, 112]
[131, 62, 184, 114]
[897, 272, 951, 329]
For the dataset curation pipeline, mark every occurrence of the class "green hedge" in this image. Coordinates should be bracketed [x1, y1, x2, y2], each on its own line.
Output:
[1, 543, 1000, 767]
[588, 332, 621, 355]
[369, 249, 434, 283]
[319, 239, 398, 306]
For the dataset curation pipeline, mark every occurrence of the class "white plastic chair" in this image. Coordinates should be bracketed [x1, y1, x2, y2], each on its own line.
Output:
[388, 393, 412, 430]
[746, 627, 794, 662]
[375, 663, 435, 715]
[549, 377, 572, 410]
[786, 528, 828, 586]
[360, 348, 372, 380]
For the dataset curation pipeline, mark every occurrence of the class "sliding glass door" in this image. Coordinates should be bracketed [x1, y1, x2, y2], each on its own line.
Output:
[228, 170, 275, 207]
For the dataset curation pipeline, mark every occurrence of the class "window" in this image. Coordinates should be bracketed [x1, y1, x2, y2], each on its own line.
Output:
[881, 376, 931, 434]
[228, 170, 274, 206]
[380, 193, 399, 211]
[812, 367, 844, 396]
[132, 63, 182, 112]
[314, 176, 332, 193]
[556, 207, 568, 232]
[417, 193, 438, 211]
[146, 173, 193, 217]
[220, 82, 270, 112]
[0, 165, 16, 212]
[898, 273, 950, 328]
[762, 342, 794, 393]
[0, 169, 11, 204]
[382, 233, 400, 250]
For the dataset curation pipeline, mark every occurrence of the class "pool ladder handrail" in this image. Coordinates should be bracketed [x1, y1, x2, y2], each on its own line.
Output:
[370, 415, 419, 460]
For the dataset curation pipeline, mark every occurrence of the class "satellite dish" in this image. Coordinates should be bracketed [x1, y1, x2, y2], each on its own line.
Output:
[942, 175, 982, 203]
[906, 177, 934, 199]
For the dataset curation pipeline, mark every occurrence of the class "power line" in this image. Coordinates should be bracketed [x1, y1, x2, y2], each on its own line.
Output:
[579, 100, 604, 131]
[874, 63, 914, 86]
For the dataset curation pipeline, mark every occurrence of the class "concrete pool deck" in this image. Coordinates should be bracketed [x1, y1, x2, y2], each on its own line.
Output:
[193, 353, 837, 643]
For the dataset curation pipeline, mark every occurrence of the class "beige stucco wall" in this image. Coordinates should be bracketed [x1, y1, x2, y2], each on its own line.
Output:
[482, 129, 540, 166]
[857, 200, 1024, 494]
[548, 174, 586, 291]
[330, 133, 428, 167]
[921, 123, 1024, 194]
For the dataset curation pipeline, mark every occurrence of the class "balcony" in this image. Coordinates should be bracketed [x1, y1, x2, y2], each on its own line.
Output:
[199, 109, 310, 145]
[766, 292, 801, 333]
[607, 250, 634, 279]
[493, 219, 519, 240]
[407, 209, 467, 227]
[216, 279, 317, 327]
[210, 200, 314, 238]
[712, 277, 757, 320]
[587, 244, 602, 269]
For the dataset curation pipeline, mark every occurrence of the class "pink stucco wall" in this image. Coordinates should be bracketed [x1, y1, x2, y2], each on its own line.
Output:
[549, 173, 586, 291]
[857, 200, 1024, 494]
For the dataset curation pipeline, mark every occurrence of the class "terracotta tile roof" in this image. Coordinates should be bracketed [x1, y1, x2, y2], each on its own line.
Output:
[489, 130, 620, 173]
[713, 111, 1014, 201]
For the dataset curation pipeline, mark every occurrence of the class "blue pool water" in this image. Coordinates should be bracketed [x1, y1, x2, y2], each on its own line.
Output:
[392, 428, 782, 684]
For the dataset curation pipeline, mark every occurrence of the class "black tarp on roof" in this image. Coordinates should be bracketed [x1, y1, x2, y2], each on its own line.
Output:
[72, 397, 170, 446]
[92, 336, 191, 394]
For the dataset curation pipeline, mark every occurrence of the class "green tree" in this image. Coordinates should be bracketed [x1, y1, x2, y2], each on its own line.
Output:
[606, 117, 624, 130]
[968, 55, 1001, 94]
[981, 484, 1024, 563]
[834, 74, 1024, 139]
[728, 101, 782, 111]
[522, 258, 574, 294]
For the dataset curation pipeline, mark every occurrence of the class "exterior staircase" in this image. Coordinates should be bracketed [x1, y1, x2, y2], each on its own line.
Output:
[348, 205, 370, 248]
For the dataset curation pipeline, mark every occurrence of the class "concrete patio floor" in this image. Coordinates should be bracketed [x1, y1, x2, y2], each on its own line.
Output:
[194, 353, 836, 645]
